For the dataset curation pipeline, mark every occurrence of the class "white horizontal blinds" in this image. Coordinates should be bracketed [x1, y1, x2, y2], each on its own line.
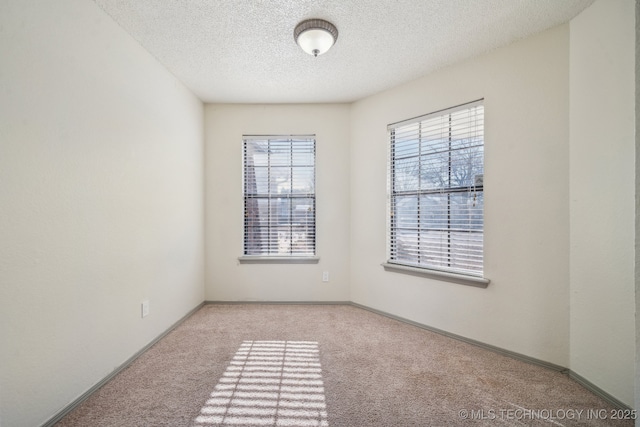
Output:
[243, 136, 316, 256]
[389, 101, 484, 276]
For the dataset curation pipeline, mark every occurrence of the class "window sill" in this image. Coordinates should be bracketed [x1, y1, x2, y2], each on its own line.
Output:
[381, 262, 490, 288]
[238, 256, 320, 264]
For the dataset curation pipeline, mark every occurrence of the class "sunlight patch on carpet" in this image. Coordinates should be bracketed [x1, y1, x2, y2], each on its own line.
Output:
[194, 340, 329, 427]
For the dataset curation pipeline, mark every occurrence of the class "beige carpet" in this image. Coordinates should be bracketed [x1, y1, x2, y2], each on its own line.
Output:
[56, 304, 633, 426]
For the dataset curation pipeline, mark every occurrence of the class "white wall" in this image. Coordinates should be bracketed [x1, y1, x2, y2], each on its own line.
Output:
[204, 104, 350, 302]
[350, 26, 571, 366]
[636, 0, 640, 417]
[1, 1, 635, 425]
[0, 1, 205, 426]
[569, 0, 635, 407]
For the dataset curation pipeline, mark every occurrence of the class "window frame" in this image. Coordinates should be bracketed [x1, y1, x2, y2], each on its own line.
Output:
[385, 100, 489, 286]
[239, 135, 319, 264]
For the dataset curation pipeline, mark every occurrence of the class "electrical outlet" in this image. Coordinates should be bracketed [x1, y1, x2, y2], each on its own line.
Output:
[141, 300, 150, 318]
[322, 271, 329, 282]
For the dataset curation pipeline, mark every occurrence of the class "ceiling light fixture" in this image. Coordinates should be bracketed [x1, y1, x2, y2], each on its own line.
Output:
[294, 19, 338, 57]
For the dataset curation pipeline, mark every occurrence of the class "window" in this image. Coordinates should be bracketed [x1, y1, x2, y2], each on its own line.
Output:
[387, 100, 484, 277]
[243, 135, 316, 258]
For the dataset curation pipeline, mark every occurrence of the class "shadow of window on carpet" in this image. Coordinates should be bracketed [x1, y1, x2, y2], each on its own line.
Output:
[193, 340, 329, 427]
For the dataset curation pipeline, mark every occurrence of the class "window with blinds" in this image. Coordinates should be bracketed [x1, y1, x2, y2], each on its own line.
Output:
[243, 136, 316, 257]
[388, 100, 484, 277]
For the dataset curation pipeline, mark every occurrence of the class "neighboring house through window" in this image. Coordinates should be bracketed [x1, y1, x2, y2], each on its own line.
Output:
[387, 100, 484, 277]
[243, 135, 316, 257]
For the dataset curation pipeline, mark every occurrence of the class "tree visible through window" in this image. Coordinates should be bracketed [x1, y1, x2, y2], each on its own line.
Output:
[243, 136, 316, 256]
[388, 101, 484, 276]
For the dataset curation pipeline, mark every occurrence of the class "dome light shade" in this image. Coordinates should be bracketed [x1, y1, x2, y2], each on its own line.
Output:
[294, 19, 338, 57]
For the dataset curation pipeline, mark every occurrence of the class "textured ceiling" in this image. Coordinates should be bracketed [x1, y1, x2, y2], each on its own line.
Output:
[93, 0, 594, 104]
